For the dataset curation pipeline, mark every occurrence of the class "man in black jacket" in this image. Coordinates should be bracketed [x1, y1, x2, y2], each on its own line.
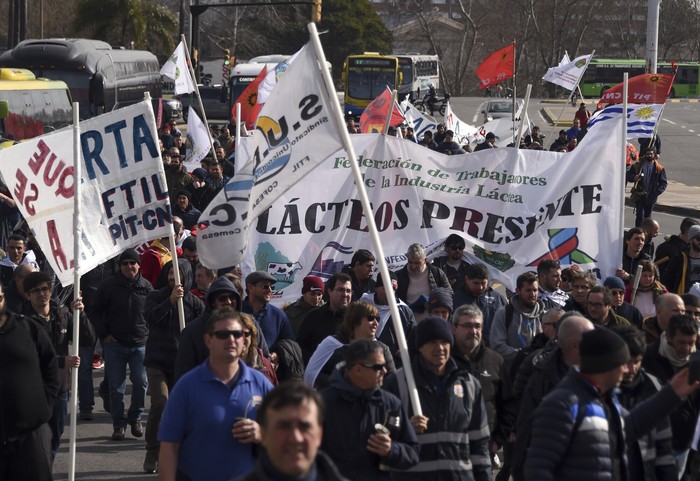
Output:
[142, 259, 204, 473]
[320, 339, 419, 480]
[655, 217, 698, 277]
[22, 271, 95, 461]
[93, 248, 153, 441]
[0, 283, 59, 481]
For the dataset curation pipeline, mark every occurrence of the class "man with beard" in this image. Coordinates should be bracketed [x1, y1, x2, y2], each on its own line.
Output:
[298, 273, 352, 364]
[563, 270, 596, 314]
[0, 282, 59, 481]
[341, 249, 376, 301]
[284, 276, 325, 336]
[663, 224, 700, 294]
[627, 148, 668, 226]
[536, 260, 568, 308]
[432, 234, 471, 293]
[656, 217, 698, 277]
[453, 263, 507, 346]
[618, 227, 652, 285]
[585, 286, 630, 327]
[171, 190, 201, 231]
[490, 272, 545, 360]
[164, 148, 193, 205]
[208, 162, 230, 194]
[611, 325, 677, 481]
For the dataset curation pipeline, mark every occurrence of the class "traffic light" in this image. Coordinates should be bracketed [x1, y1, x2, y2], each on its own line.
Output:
[223, 49, 231, 68]
[311, 0, 322, 23]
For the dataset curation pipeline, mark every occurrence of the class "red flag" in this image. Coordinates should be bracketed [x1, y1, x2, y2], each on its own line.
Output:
[476, 44, 515, 89]
[598, 73, 675, 107]
[359, 87, 405, 133]
[232, 66, 266, 130]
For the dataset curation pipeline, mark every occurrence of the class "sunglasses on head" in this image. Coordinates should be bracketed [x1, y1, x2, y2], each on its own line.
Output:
[212, 330, 251, 340]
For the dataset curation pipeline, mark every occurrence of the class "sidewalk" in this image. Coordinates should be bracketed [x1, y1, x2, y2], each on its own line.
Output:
[540, 101, 700, 219]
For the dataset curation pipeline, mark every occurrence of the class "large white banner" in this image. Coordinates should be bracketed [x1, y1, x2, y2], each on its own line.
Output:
[242, 117, 625, 305]
[197, 42, 343, 267]
[0, 101, 171, 286]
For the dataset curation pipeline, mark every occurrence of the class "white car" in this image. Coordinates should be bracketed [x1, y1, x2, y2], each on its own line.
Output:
[482, 99, 524, 123]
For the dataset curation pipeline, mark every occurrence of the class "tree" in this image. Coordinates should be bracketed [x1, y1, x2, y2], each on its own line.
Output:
[73, 0, 177, 56]
[317, 0, 392, 83]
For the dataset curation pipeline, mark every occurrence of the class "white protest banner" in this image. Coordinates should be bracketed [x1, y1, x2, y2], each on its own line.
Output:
[242, 117, 625, 305]
[0, 100, 171, 286]
[184, 108, 212, 170]
[399, 99, 438, 138]
[197, 42, 344, 268]
[542, 53, 593, 91]
[444, 102, 483, 146]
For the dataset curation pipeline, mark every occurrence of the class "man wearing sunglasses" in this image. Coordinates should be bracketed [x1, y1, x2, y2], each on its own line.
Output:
[93, 249, 153, 442]
[242, 271, 294, 348]
[22, 271, 94, 462]
[159, 308, 274, 481]
[320, 339, 419, 480]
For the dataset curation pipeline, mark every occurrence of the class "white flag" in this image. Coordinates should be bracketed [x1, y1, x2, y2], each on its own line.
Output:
[542, 53, 593, 91]
[197, 42, 343, 268]
[161, 41, 196, 95]
[257, 49, 302, 105]
[444, 102, 483, 145]
[184, 108, 211, 170]
[587, 103, 664, 139]
[399, 99, 439, 138]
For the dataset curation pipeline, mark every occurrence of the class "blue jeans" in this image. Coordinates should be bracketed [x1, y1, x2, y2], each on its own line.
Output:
[103, 341, 147, 429]
[49, 391, 68, 461]
[78, 345, 94, 412]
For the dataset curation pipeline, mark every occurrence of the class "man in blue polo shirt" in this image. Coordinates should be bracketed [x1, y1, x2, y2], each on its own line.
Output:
[158, 308, 274, 481]
[242, 271, 294, 348]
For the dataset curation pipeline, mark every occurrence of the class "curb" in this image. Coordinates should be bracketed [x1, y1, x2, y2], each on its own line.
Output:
[625, 197, 700, 219]
[540, 107, 573, 127]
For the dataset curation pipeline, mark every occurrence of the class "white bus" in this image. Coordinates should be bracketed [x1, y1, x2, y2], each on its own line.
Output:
[396, 54, 440, 101]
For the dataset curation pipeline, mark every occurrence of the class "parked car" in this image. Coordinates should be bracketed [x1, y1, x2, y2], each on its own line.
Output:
[176, 85, 230, 121]
[482, 99, 524, 123]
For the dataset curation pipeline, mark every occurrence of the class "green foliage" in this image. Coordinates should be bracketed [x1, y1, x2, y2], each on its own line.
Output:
[72, 0, 177, 56]
[318, 0, 393, 82]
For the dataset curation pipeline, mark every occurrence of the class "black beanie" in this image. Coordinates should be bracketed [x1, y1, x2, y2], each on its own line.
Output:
[579, 328, 630, 374]
[118, 248, 140, 265]
[415, 316, 454, 349]
[428, 287, 453, 313]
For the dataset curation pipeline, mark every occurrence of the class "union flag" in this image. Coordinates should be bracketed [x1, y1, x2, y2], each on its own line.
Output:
[232, 66, 267, 130]
[476, 44, 515, 89]
[359, 87, 405, 133]
[598, 73, 675, 107]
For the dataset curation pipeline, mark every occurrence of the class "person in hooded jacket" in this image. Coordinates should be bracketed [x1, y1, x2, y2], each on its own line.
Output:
[142, 259, 205, 473]
[173, 276, 268, 382]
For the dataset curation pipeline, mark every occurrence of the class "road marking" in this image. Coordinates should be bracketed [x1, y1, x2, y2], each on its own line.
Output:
[690, 130, 696, 133]
[663, 119, 676, 125]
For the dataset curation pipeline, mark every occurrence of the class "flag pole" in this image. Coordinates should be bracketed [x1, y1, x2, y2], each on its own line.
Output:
[515, 84, 532, 147]
[618, 73, 628, 270]
[511, 40, 517, 146]
[67, 101, 81, 481]
[383, 89, 398, 135]
[234, 102, 242, 172]
[308, 22, 423, 416]
[180, 34, 218, 164]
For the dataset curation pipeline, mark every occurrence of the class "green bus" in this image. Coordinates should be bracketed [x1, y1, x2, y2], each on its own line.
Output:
[579, 58, 700, 98]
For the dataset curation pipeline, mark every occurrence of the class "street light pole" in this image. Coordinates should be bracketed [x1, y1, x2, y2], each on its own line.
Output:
[645, 0, 661, 73]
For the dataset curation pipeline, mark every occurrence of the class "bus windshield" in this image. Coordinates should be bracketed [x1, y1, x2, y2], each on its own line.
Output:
[347, 68, 397, 100]
[0, 87, 73, 140]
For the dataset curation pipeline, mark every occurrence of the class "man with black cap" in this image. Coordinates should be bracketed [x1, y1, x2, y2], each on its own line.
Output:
[171, 189, 201, 231]
[242, 271, 294, 348]
[384, 316, 492, 481]
[524, 328, 700, 481]
[605, 275, 644, 328]
[283, 275, 325, 336]
[549, 129, 569, 151]
[433, 234, 470, 293]
[359, 270, 416, 366]
[93, 248, 153, 441]
[185, 167, 216, 212]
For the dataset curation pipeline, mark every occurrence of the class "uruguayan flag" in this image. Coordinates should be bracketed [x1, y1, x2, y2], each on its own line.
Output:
[588, 103, 664, 139]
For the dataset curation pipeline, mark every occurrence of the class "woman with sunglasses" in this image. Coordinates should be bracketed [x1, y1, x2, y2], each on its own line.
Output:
[304, 301, 396, 389]
[239, 313, 278, 386]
